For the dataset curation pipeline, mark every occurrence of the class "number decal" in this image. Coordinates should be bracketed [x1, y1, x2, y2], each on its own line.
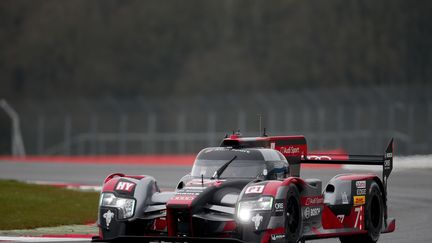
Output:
[354, 207, 361, 228]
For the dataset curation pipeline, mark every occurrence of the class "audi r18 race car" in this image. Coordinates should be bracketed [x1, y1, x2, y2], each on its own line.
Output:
[93, 134, 396, 243]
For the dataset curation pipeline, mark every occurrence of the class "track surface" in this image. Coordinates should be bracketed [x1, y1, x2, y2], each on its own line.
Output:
[0, 160, 431, 243]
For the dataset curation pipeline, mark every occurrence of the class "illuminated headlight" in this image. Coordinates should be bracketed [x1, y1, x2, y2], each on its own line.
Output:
[99, 193, 136, 219]
[237, 196, 273, 222]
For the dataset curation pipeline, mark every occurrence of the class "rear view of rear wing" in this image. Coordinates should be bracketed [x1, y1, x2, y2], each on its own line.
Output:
[302, 139, 394, 191]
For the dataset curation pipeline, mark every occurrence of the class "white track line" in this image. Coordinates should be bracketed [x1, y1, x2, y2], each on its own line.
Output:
[0, 236, 90, 242]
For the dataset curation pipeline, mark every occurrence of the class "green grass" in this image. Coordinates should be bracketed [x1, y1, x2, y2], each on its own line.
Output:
[0, 180, 99, 230]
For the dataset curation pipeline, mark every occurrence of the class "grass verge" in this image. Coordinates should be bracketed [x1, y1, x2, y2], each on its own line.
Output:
[0, 180, 99, 230]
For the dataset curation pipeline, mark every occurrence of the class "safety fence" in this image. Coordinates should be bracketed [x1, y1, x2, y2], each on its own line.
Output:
[4, 84, 432, 156]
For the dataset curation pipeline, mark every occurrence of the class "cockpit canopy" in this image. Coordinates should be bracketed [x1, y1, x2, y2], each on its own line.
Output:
[191, 147, 289, 180]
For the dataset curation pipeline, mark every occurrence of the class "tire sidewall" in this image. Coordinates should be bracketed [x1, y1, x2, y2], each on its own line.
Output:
[365, 182, 383, 242]
[285, 184, 302, 243]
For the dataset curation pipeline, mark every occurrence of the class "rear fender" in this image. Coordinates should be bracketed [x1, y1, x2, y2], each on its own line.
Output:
[324, 174, 382, 206]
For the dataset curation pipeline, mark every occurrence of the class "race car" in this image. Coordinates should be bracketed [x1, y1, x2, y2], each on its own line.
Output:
[93, 134, 396, 243]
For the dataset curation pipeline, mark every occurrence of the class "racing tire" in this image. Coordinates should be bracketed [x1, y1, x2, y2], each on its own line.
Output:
[339, 181, 383, 243]
[285, 184, 302, 243]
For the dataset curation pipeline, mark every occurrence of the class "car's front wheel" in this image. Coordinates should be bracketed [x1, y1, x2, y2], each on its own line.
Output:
[285, 184, 302, 243]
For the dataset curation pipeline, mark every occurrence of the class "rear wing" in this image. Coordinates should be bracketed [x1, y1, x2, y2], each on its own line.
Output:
[302, 139, 394, 191]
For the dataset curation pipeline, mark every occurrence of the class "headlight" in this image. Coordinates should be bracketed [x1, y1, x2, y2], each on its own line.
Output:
[237, 196, 273, 222]
[100, 193, 136, 219]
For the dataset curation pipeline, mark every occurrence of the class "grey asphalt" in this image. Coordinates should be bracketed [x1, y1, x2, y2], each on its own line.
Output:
[0, 160, 431, 243]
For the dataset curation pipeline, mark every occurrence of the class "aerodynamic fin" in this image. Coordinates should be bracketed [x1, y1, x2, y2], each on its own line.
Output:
[303, 138, 394, 189]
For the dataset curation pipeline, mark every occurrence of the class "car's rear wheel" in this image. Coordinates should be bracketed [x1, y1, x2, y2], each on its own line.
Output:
[339, 181, 383, 243]
[285, 184, 302, 243]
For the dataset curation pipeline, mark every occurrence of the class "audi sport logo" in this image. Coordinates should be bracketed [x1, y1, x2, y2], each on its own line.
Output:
[301, 196, 324, 206]
[280, 146, 300, 154]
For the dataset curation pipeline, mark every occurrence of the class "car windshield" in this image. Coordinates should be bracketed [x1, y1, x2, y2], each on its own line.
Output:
[191, 159, 266, 179]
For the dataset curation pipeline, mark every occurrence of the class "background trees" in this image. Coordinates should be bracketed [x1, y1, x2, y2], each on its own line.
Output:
[0, 0, 431, 100]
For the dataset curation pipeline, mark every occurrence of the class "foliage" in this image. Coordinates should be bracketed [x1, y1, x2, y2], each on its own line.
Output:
[0, 0, 431, 100]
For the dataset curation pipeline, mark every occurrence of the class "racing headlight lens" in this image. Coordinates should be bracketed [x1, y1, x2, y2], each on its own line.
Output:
[100, 193, 136, 219]
[237, 196, 273, 222]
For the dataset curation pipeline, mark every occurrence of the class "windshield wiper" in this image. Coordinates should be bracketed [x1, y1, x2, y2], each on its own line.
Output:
[211, 155, 237, 179]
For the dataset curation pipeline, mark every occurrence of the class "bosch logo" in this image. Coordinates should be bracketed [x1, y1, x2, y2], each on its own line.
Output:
[304, 208, 311, 219]
[304, 207, 320, 219]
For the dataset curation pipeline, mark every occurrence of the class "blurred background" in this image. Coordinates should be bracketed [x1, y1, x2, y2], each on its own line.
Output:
[0, 0, 431, 156]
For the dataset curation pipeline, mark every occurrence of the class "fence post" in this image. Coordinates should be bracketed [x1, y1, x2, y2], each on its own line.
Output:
[317, 107, 326, 150]
[119, 114, 128, 154]
[336, 106, 344, 149]
[146, 113, 156, 154]
[284, 109, 293, 134]
[0, 99, 26, 156]
[267, 110, 276, 134]
[37, 115, 45, 155]
[429, 102, 432, 152]
[237, 111, 246, 133]
[407, 104, 415, 154]
[177, 113, 186, 153]
[64, 115, 72, 155]
[90, 115, 98, 155]
[207, 112, 216, 146]
[354, 106, 363, 152]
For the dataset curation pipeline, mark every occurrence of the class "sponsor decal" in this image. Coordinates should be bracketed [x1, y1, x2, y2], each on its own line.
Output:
[271, 234, 285, 240]
[355, 180, 366, 189]
[251, 213, 263, 230]
[273, 199, 284, 216]
[175, 188, 204, 196]
[307, 155, 332, 160]
[354, 207, 363, 229]
[245, 185, 265, 194]
[204, 148, 250, 154]
[274, 202, 284, 211]
[301, 196, 324, 206]
[280, 146, 300, 154]
[357, 188, 366, 195]
[172, 196, 196, 201]
[337, 214, 345, 223]
[103, 210, 115, 228]
[115, 181, 135, 192]
[304, 207, 320, 219]
[353, 196, 366, 206]
[342, 192, 349, 204]
[384, 159, 391, 168]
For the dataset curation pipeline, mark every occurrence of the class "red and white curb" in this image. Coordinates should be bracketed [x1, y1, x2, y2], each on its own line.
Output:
[27, 181, 101, 192]
[0, 235, 92, 242]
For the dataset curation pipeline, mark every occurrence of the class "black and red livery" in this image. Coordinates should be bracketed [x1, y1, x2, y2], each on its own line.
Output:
[93, 134, 396, 243]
